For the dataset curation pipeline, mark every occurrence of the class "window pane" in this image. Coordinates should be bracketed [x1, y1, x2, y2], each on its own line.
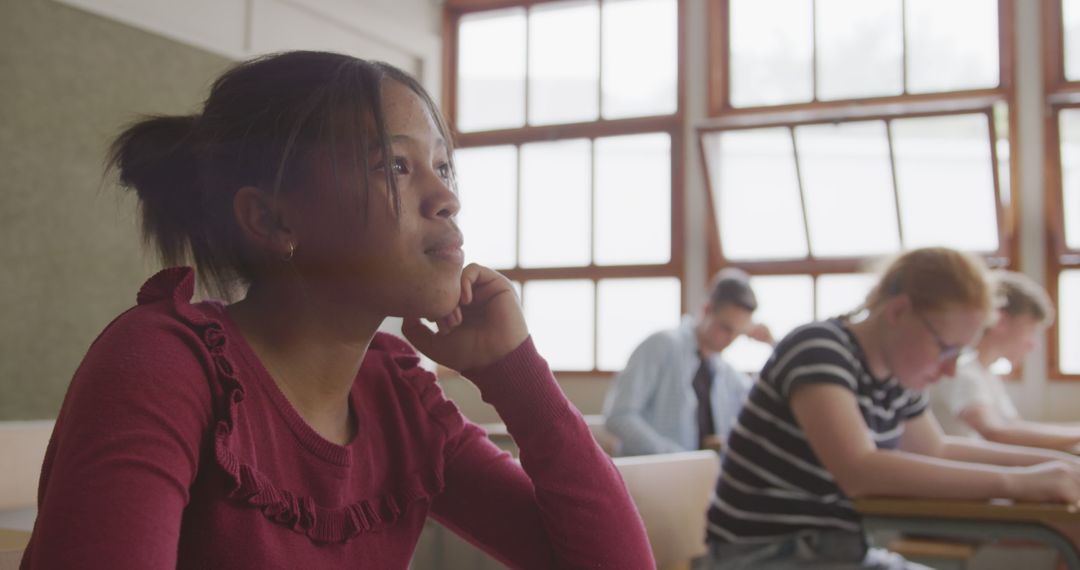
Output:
[529, 1, 599, 125]
[1059, 109, 1080, 250]
[524, 280, 594, 370]
[795, 121, 901, 257]
[892, 114, 999, 251]
[597, 278, 681, 370]
[1066, 0, 1080, 81]
[455, 146, 517, 269]
[703, 128, 808, 260]
[816, 273, 876, 320]
[1059, 271, 1080, 374]
[816, 0, 903, 100]
[594, 133, 671, 265]
[905, 0, 999, 93]
[457, 9, 526, 132]
[729, 0, 813, 107]
[724, 275, 814, 373]
[602, 0, 678, 118]
[520, 139, 592, 267]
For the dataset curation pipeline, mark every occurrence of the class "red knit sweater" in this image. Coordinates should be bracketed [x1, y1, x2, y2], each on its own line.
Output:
[21, 268, 652, 569]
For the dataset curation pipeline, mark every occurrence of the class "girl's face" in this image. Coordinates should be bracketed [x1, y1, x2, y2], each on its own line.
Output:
[286, 79, 464, 321]
[886, 300, 985, 391]
[992, 313, 1043, 368]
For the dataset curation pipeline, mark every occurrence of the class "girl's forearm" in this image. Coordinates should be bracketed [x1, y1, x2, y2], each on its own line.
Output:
[940, 435, 1073, 466]
[841, 449, 1013, 500]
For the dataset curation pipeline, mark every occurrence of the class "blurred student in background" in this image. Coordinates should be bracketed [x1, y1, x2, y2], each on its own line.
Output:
[604, 268, 773, 457]
[701, 248, 1080, 570]
[931, 270, 1080, 452]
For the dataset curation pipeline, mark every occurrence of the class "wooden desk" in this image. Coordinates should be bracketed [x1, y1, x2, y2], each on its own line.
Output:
[856, 498, 1080, 569]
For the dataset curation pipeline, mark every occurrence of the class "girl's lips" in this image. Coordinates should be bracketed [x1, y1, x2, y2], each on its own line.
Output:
[426, 245, 464, 264]
[425, 233, 464, 264]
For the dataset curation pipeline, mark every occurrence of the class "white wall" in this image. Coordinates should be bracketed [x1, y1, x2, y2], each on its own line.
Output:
[53, 0, 442, 93]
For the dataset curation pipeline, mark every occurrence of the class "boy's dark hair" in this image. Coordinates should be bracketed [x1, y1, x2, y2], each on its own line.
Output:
[993, 270, 1055, 325]
[708, 268, 757, 312]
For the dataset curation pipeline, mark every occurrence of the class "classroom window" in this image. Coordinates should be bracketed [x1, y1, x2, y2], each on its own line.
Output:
[1050, 105, 1080, 375]
[523, 279, 595, 370]
[705, 0, 1013, 373]
[723, 273, 878, 373]
[711, 0, 1002, 112]
[1064, 0, 1080, 81]
[596, 278, 682, 370]
[1061, 110, 1080, 251]
[1059, 271, 1080, 374]
[702, 111, 1004, 262]
[1046, 0, 1080, 378]
[456, 9, 527, 132]
[446, 0, 682, 373]
[454, 0, 677, 132]
[519, 276, 682, 372]
[601, 0, 679, 118]
[816, 273, 877, 320]
[454, 134, 672, 270]
[725, 275, 814, 372]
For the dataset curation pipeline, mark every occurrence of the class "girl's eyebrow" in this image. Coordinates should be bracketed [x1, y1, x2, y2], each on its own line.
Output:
[389, 134, 447, 152]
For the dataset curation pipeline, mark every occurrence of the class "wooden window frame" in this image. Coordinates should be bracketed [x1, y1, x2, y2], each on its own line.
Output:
[705, 0, 1016, 117]
[698, 97, 1017, 280]
[700, 0, 1020, 371]
[443, 0, 687, 375]
[1043, 0, 1080, 379]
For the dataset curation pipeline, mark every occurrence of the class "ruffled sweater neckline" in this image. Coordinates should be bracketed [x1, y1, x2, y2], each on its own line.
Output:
[135, 266, 447, 543]
[212, 303, 358, 466]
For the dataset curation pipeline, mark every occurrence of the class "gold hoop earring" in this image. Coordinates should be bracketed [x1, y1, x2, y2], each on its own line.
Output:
[283, 242, 295, 262]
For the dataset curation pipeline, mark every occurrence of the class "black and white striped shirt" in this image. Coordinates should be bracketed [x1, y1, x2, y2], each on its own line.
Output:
[706, 319, 929, 543]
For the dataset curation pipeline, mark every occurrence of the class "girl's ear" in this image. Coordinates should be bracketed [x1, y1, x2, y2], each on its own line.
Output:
[986, 310, 1011, 336]
[233, 186, 296, 259]
[882, 293, 912, 325]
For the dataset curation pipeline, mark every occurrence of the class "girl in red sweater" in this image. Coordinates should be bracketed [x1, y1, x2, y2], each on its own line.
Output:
[21, 51, 652, 569]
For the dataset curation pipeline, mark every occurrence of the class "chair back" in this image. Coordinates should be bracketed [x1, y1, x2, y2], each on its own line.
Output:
[613, 450, 720, 570]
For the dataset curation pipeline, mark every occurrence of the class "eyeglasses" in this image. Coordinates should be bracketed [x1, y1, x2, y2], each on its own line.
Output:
[914, 312, 965, 362]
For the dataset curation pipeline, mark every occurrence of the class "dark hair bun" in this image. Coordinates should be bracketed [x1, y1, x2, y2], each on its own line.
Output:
[109, 114, 201, 265]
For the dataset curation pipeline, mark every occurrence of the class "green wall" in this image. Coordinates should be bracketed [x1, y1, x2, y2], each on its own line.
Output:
[0, 0, 232, 419]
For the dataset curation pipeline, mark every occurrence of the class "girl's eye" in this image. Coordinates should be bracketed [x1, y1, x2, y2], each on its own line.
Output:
[390, 157, 409, 175]
[436, 162, 452, 180]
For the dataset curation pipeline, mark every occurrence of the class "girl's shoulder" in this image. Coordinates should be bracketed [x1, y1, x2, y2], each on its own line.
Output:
[78, 267, 220, 393]
[774, 319, 853, 355]
[761, 319, 862, 393]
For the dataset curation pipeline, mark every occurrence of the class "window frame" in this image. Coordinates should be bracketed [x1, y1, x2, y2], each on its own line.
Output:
[700, 0, 1020, 370]
[705, 0, 1016, 117]
[698, 98, 1016, 278]
[443, 0, 687, 374]
[1043, 0, 1080, 379]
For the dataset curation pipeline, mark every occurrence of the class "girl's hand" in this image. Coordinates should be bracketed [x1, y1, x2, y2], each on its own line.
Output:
[402, 263, 528, 373]
[1007, 461, 1080, 505]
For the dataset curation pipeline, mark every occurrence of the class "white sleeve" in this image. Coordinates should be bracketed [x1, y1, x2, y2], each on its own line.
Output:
[945, 361, 992, 416]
